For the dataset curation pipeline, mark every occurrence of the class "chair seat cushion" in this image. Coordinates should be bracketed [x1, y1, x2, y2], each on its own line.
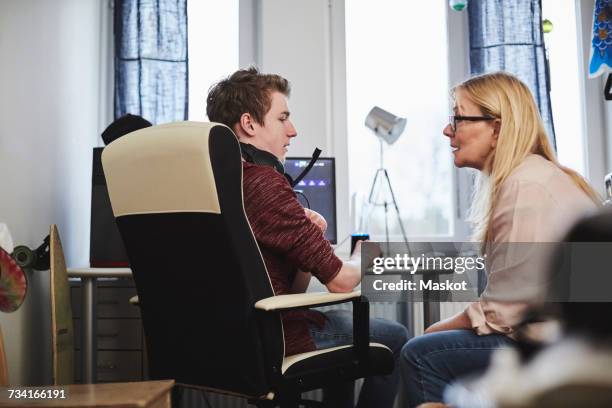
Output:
[281, 342, 393, 389]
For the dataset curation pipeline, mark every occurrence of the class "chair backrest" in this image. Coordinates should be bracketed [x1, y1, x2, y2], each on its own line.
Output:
[102, 122, 283, 396]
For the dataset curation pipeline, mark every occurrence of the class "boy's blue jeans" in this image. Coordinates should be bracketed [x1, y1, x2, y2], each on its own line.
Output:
[309, 309, 410, 408]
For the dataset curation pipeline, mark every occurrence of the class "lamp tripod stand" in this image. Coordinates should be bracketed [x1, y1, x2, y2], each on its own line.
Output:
[360, 139, 410, 249]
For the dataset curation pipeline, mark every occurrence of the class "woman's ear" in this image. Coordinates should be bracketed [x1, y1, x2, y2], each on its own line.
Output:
[238, 112, 257, 137]
[492, 119, 501, 139]
[490, 119, 500, 148]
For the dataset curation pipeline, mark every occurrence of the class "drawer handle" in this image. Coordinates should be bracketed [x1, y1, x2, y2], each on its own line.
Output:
[98, 301, 119, 305]
[97, 333, 119, 339]
[98, 363, 116, 370]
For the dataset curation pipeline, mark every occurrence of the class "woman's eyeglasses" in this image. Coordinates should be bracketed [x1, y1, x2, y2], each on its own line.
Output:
[448, 115, 496, 132]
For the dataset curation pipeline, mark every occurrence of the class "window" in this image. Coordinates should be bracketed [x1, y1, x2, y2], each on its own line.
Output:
[187, 0, 239, 121]
[345, 1, 453, 239]
[542, 0, 587, 175]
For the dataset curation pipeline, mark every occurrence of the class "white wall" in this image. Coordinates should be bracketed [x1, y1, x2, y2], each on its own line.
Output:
[258, 0, 331, 154]
[0, 0, 109, 385]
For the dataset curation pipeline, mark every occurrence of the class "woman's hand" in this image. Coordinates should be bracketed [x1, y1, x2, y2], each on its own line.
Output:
[424, 310, 472, 334]
[304, 208, 327, 233]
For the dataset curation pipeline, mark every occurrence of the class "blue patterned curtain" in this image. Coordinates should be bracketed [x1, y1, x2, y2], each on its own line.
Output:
[114, 0, 188, 124]
[468, 0, 556, 149]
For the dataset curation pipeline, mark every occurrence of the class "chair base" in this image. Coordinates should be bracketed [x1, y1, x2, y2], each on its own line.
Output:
[249, 397, 326, 408]
[171, 386, 183, 407]
[172, 384, 325, 408]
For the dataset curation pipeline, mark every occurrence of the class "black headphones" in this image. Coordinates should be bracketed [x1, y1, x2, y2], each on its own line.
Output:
[239, 142, 285, 175]
[239, 142, 322, 188]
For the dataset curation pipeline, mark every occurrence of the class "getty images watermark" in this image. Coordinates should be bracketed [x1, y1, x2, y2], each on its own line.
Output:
[360, 241, 612, 303]
[361, 242, 483, 302]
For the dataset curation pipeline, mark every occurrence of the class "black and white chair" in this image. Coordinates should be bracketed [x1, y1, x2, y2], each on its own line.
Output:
[102, 122, 393, 407]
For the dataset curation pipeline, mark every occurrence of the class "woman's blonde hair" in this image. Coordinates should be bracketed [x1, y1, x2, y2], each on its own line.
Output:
[456, 72, 601, 243]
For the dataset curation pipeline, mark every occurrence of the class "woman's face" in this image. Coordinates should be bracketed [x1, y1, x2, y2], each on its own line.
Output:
[443, 88, 498, 170]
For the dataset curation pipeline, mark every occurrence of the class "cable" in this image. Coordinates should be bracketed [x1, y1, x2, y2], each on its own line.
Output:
[333, 234, 352, 253]
[294, 190, 311, 209]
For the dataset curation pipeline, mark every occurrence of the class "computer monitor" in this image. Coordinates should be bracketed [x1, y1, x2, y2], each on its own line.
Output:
[284, 157, 337, 244]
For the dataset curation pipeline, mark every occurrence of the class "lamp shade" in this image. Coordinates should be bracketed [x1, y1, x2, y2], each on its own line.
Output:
[0, 246, 27, 313]
[364, 106, 406, 145]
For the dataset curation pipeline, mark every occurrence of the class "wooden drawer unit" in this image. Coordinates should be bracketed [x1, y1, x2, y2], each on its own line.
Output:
[97, 351, 143, 382]
[70, 277, 147, 383]
[71, 286, 139, 318]
[75, 350, 143, 383]
[74, 319, 143, 350]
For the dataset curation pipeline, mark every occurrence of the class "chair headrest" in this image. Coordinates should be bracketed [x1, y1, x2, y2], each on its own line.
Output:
[102, 121, 237, 217]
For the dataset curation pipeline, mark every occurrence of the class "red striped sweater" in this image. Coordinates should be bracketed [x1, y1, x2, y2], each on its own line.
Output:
[242, 161, 342, 356]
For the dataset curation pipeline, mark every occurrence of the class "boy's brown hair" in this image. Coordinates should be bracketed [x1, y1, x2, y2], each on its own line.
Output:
[206, 67, 291, 128]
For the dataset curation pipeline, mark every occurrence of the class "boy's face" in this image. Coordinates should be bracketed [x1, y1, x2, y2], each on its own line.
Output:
[250, 91, 298, 162]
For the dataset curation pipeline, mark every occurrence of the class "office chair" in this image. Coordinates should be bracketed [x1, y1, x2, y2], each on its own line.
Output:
[101, 122, 393, 408]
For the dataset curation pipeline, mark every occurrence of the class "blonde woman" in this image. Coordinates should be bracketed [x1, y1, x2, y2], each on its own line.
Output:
[400, 72, 600, 407]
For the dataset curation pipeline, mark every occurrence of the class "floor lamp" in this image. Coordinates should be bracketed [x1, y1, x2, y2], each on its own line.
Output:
[360, 106, 410, 250]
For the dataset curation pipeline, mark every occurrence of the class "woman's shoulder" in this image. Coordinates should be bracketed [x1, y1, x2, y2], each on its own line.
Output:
[494, 154, 598, 239]
[504, 154, 558, 185]
[502, 154, 588, 199]
[497, 154, 597, 214]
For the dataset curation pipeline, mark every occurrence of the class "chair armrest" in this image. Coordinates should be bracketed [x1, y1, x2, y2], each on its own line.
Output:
[254, 291, 361, 312]
[255, 291, 372, 381]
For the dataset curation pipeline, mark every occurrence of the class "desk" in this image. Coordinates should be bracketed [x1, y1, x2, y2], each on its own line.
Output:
[0, 380, 173, 407]
[67, 268, 133, 384]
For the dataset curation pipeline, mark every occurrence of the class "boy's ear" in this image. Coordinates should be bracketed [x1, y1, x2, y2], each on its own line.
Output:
[238, 112, 257, 137]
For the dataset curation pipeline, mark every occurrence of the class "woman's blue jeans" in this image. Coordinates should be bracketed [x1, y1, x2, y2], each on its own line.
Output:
[309, 309, 411, 408]
[400, 329, 516, 407]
